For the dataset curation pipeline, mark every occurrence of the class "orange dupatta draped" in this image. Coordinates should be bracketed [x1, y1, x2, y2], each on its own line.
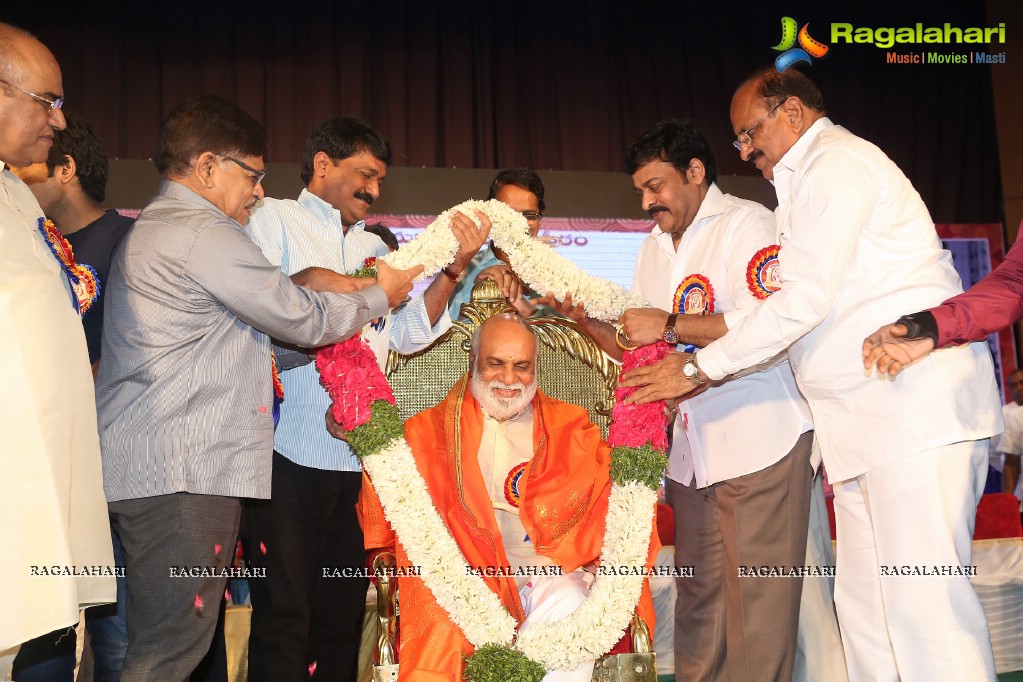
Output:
[358, 374, 657, 681]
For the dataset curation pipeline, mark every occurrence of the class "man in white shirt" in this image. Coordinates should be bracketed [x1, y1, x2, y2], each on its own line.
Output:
[621, 67, 1002, 680]
[551, 120, 814, 682]
[448, 168, 547, 318]
[244, 117, 487, 681]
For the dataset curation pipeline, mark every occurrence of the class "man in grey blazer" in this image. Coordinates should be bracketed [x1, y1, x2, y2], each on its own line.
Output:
[95, 95, 420, 681]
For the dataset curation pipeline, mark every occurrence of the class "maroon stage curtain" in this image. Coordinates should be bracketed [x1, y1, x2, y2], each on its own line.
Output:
[7, 0, 1002, 223]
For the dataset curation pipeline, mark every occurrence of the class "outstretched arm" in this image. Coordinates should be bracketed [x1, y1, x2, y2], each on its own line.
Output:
[538, 292, 623, 360]
[927, 231, 1023, 347]
[862, 319, 936, 377]
[619, 308, 729, 349]
[421, 210, 492, 323]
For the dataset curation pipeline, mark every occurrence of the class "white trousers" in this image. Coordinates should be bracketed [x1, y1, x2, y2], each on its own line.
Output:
[832, 440, 995, 682]
[518, 571, 595, 682]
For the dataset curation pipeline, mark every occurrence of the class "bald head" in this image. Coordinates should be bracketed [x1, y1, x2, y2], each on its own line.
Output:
[0, 23, 66, 166]
[730, 67, 826, 179]
[470, 313, 538, 365]
[0, 24, 34, 82]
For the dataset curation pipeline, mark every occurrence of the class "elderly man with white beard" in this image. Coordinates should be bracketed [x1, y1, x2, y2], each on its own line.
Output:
[358, 313, 656, 681]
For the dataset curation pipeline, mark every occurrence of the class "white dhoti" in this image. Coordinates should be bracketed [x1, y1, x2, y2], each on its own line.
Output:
[518, 571, 595, 682]
[832, 440, 995, 682]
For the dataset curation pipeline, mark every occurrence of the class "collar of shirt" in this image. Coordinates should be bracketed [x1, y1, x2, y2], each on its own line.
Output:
[296, 188, 365, 236]
[773, 117, 834, 204]
[159, 178, 239, 221]
[650, 182, 725, 256]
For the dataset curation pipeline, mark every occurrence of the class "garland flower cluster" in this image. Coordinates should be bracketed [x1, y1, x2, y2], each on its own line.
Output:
[317, 203, 667, 680]
[381, 199, 646, 323]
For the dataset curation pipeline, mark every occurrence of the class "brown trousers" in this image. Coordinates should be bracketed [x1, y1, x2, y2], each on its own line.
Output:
[666, 431, 813, 682]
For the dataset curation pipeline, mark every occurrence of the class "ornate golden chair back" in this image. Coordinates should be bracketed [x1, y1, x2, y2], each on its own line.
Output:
[386, 278, 618, 437]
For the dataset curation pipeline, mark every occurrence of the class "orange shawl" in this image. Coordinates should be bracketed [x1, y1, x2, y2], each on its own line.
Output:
[358, 375, 657, 681]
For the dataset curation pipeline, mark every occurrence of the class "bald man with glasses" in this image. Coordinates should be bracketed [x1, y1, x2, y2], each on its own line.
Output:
[0, 22, 116, 680]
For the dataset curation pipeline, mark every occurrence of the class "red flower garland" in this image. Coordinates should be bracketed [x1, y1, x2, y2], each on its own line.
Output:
[317, 335, 396, 431]
[608, 342, 672, 452]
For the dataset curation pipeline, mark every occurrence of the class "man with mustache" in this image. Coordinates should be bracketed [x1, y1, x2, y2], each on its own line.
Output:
[447, 167, 547, 318]
[96, 98, 421, 680]
[358, 313, 655, 681]
[0, 22, 115, 679]
[624, 67, 1001, 680]
[244, 117, 488, 681]
[550, 120, 814, 682]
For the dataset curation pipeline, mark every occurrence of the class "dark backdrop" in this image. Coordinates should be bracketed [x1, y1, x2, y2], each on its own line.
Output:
[4, 0, 1004, 222]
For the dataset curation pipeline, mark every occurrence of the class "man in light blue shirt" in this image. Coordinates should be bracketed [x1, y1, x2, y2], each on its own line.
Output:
[244, 117, 487, 681]
[447, 167, 547, 319]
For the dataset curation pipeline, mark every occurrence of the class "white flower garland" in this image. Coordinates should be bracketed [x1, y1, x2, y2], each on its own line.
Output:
[382, 199, 647, 323]
[516, 483, 655, 670]
[364, 439, 656, 671]
[368, 201, 657, 673]
[364, 438, 517, 647]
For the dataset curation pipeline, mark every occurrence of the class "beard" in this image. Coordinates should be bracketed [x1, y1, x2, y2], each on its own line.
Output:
[471, 373, 537, 421]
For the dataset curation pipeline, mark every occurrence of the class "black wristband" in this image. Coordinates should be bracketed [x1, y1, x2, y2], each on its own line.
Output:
[894, 312, 939, 344]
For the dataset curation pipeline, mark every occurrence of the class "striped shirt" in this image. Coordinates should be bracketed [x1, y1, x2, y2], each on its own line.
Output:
[246, 189, 450, 472]
[96, 180, 389, 501]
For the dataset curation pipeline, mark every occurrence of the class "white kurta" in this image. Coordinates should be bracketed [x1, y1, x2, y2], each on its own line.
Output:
[0, 162, 115, 650]
[632, 184, 812, 487]
[698, 119, 1001, 481]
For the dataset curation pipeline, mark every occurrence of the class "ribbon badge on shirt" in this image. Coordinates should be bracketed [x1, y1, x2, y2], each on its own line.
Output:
[746, 245, 782, 300]
[674, 274, 715, 317]
[504, 462, 528, 508]
[674, 273, 715, 353]
[37, 217, 100, 316]
[271, 350, 284, 428]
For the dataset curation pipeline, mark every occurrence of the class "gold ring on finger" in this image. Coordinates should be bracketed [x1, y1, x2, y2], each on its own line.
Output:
[615, 324, 637, 351]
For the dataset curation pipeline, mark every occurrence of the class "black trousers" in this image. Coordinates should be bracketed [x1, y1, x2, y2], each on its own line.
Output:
[246, 453, 368, 682]
[108, 493, 240, 682]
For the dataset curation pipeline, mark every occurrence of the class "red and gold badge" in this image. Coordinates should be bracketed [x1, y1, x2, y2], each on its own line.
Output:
[746, 245, 782, 300]
[673, 274, 715, 315]
[504, 461, 528, 508]
[38, 217, 99, 315]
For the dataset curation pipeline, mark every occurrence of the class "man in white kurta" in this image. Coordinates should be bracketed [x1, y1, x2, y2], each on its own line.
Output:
[555, 120, 813, 681]
[626, 67, 1001, 680]
[0, 22, 115, 668]
[624, 122, 813, 682]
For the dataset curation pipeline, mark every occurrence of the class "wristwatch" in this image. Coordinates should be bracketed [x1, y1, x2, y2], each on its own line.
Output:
[662, 313, 679, 344]
[441, 266, 465, 283]
[682, 353, 706, 385]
